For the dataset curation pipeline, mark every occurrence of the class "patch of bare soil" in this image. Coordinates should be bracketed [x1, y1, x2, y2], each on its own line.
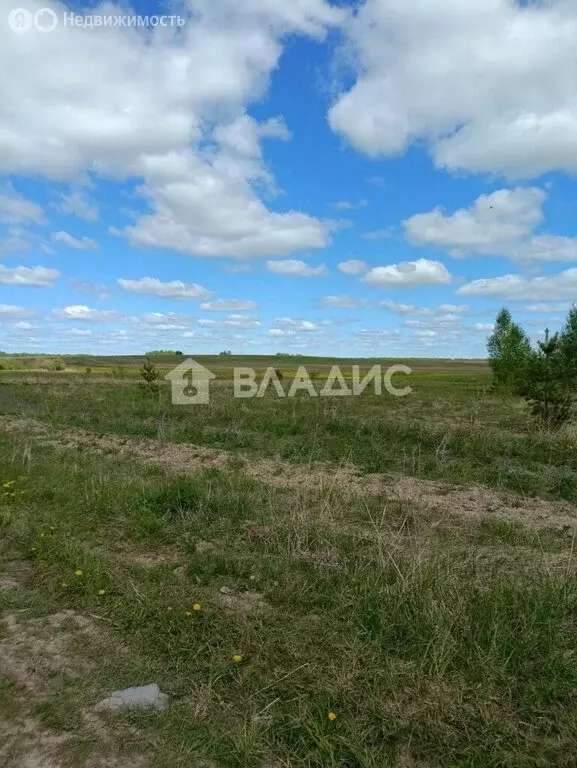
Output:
[0, 715, 69, 768]
[217, 586, 270, 614]
[0, 544, 35, 591]
[466, 544, 577, 576]
[0, 609, 150, 767]
[381, 475, 577, 530]
[104, 548, 183, 568]
[0, 610, 100, 694]
[1, 415, 576, 531]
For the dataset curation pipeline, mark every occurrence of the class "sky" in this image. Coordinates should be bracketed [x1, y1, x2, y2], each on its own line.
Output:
[1, 0, 577, 358]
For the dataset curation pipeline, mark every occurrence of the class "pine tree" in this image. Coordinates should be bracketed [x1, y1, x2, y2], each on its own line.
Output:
[559, 304, 577, 389]
[519, 329, 571, 429]
[139, 358, 160, 394]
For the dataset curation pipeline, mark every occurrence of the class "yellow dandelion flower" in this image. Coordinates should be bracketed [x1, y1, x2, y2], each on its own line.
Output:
[97, 589, 106, 596]
[74, 569, 83, 577]
[328, 712, 337, 721]
[232, 654, 243, 664]
[192, 603, 202, 611]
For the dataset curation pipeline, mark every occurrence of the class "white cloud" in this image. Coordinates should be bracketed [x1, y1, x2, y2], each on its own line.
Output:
[328, 0, 577, 177]
[214, 114, 288, 158]
[118, 277, 211, 301]
[70, 279, 110, 299]
[457, 269, 577, 301]
[57, 189, 99, 222]
[266, 259, 328, 277]
[366, 175, 386, 187]
[139, 312, 192, 328]
[223, 263, 252, 274]
[0, 304, 34, 319]
[0, 184, 45, 224]
[0, 265, 59, 286]
[0, 1, 342, 259]
[65, 328, 94, 336]
[505, 235, 577, 265]
[362, 228, 392, 241]
[53, 305, 124, 321]
[52, 231, 98, 250]
[523, 302, 572, 313]
[381, 300, 468, 316]
[199, 314, 260, 328]
[338, 259, 367, 275]
[268, 317, 324, 337]
[121, 151, 330, 258]
[364, 259, 451, 288]
[321, 295, 368, 308]
[257, 116, 292, 141]
[275, 318, 319, 331]
[357, 329, 400, 339]
[0, 229, 33, 254]
[331, 199, 367, 210]
[405, 316, 460, 328]
[474, 323, 495, 332]
[200, 299, 258, 311]
[405, 187, 577, 264]
[405, 188, 543, 254]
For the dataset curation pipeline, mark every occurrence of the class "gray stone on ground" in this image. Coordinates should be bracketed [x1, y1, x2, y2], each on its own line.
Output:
[95, 683, 169, 713]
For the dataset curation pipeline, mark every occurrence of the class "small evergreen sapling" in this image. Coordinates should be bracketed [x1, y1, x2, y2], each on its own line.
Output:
[518, 329, 572, 430]
[139, 358, 160, 394]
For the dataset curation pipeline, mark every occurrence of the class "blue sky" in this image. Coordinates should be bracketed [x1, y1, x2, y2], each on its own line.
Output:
[1, 0, 577, 357]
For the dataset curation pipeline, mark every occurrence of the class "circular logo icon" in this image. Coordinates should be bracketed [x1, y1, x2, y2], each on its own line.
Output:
[8, 7, 33, 32]
[34, 7, 57, 32]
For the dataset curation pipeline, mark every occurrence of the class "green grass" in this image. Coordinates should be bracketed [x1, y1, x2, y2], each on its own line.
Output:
[1, 365, 577, 765]
[1, 370, 576, 500]
[1, 420, 577, 766]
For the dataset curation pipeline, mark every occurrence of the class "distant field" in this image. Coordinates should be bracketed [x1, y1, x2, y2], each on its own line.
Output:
[2, 360, 577, 767]
[0, 352, 490, 375]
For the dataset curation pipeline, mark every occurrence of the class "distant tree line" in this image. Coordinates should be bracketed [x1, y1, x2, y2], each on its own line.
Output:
[488, 306, 577, 429]
[146, 350, 183, 357]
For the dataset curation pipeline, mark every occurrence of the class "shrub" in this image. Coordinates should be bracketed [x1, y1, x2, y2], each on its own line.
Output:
[49, 358, 66, 372]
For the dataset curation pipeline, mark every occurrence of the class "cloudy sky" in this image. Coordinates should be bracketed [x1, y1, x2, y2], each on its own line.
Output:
[1, 0, 577, 357]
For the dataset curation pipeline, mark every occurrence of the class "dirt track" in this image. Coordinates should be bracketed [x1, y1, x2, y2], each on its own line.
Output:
[1, 414, 577, 531]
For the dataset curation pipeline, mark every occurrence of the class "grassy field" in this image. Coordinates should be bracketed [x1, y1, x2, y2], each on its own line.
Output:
[1, 357, 577, 766]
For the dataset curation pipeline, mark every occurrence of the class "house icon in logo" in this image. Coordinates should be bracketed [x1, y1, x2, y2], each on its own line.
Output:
[165, 358, 216, 405]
